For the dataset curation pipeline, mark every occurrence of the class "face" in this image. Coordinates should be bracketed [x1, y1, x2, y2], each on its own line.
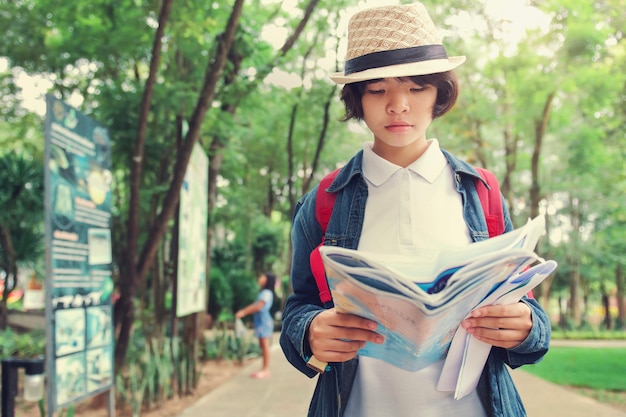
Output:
[258, 274, 267, 288]
[361, 77, 437, 165]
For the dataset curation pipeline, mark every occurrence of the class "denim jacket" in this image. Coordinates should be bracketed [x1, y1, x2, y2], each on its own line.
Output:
[280, 149, 551, 417]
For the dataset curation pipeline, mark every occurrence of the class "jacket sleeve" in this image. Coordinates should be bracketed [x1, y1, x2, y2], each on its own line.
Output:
[279, 188, 327, 378]
[499, 297, 551, 368]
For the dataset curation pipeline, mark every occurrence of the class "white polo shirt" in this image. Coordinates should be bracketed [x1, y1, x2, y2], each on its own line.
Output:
[344, 140, 486, 417]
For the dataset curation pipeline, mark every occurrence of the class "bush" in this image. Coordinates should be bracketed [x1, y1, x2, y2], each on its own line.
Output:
[207, 268, 233, 320]
[0, 328, 45, 359]
[202, 321, 260, 363]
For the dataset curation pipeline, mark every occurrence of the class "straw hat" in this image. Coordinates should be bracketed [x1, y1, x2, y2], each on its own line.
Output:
[330, 3, 465, 84]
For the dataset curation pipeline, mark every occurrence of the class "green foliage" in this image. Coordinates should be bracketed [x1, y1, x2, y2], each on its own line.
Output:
[0, 152, 44, 223]
[208, 237, 253, 319]
[230, 270, 259, 313]
[207, 268, 233, 320]
[525, 347, 626, 391]
[58, 405, 76, 417]
[117, 322, 210, 417]
[208, 220, 280, 320]
[208, 263, 257, 321]
[0, 328, 45, 359]
[0, 152, 45, 288]
[0, 71, 45, 159]
[202, 322, 260, 363]
[251, 216, 283, 273]
[116, 361, 149, 417]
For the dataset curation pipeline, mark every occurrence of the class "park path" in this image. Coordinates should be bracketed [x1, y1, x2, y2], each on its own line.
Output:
[176, 337, 626, 417]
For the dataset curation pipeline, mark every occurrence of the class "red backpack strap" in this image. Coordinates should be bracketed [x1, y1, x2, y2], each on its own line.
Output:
[310, 169, 340, 304]
[474, 167, 533, 298]
[474, 167, 505, 238]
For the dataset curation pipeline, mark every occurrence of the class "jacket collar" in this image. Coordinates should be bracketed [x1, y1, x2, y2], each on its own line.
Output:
[326, 147, 487, 193]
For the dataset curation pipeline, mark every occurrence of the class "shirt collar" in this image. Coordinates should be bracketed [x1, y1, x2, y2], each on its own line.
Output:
[362, 139, 448, 186]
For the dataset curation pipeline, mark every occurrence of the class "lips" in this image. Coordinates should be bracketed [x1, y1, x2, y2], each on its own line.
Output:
[385, 121, 413, 132]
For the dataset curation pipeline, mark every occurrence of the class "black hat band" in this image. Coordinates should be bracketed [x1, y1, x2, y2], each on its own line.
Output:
[344, 44, 448, 75]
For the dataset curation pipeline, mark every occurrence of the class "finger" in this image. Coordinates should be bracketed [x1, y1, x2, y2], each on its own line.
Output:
[314, 309, 378, 329]
[311, 337, 365, 353]
[312, 348, 361, 363]
[470, 302, 529, 319]
[333, 311, 380, 331]
[309, 321, 384, 345]
[308, 311, 384, 357]
[467, 328, 528, 349]
[309, 326, 370, 363]
[464, 302, 532, 332]
[310, 339, 366, 362]
[463, 316, 532, 332]
[312, 310, 382, 340]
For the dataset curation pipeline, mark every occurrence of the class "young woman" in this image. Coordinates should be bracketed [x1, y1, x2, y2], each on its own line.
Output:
[236, 271, 276, 378]
[279, 3, 550, 416]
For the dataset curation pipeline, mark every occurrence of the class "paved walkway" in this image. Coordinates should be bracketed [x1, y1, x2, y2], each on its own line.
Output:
[177, 337, 626, 417]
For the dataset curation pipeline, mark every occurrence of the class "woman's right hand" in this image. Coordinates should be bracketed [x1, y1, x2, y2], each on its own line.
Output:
[307, 308, 383, 363]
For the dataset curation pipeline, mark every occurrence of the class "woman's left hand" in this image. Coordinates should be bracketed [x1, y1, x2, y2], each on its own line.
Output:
[461, 302, 532, 349]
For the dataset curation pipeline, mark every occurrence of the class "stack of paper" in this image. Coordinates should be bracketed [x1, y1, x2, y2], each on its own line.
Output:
[319, 215, 556, 398]
[437, 260, 557, 398]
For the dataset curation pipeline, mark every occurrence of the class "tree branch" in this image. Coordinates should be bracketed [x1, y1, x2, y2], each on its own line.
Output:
[137, 0, 246, 281]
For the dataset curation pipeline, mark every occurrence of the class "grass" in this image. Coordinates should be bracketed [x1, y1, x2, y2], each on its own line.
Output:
[524, 346, 626, 410]
[550, 329, 626, 340]
[525, 347, 626, 390]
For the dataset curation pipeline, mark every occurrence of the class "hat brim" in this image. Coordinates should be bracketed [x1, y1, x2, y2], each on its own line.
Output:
[329, 56, 466, 84]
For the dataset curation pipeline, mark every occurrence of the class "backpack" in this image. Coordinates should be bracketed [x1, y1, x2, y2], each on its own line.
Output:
[309, 167, 507, 304]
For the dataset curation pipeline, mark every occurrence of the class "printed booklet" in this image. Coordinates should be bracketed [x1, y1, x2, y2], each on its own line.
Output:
[319, 215, 557, 399]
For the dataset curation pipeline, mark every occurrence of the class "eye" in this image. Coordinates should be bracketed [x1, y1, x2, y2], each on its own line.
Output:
[410, 86, 426, 93]
[366, 89, 384, 94]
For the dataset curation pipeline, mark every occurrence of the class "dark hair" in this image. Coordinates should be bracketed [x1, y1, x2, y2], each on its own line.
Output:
[339, 71, 459, 121]
[262, 271, 276, 296]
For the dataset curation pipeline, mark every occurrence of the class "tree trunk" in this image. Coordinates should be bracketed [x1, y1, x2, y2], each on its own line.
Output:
[501, 99, 517, 211]
[205, 140, 225, 297]
[558, 296, 567, 329]
[567, 196, 582, 327]
[115, 0, 247, 367]
[0, 225, 18, 330]
[601, 291, 611, 330]
[568, 267, 582, 326]
[530, 92, 555, 219]
[287, 101, 297, 218]
[535, 274, 553, 313]
[535, 212, 555, 306]
[581, 290, 589, 326]
[302, 85, 338, 195]
[616, 263, 625, 330]
[182, 313, 199, 394]
[115, 0, 174, 368]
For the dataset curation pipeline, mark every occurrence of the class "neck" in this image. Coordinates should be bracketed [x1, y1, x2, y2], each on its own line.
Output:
[372, 139, 430, 168]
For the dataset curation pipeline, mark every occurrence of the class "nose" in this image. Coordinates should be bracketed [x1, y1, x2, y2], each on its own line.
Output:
[387, 92, 409, 114]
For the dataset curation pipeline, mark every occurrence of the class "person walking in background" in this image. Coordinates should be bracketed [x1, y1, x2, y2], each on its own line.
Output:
[236, 271, 276, 379]
[280, 3, 551, 417]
